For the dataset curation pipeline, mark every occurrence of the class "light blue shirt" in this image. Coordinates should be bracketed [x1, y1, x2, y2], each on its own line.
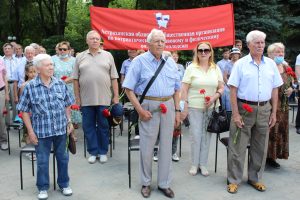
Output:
[2, 56, 18, 81]
[228, 54, 283, 102]
[217, 58, 230, 75]
[296, 54, 300, 66]
[177, 64, 185, 81]
[122, 51, 180, 97]
[224, 61, 234, 76]
[12, 57, 29, 87]
[120, 58, 132, 76]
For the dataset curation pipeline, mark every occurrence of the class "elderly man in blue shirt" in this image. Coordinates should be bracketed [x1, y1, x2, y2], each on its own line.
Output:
[227, 30, 283, 194]
[17, 54, 74, 200]
[123, 29, 180, 199]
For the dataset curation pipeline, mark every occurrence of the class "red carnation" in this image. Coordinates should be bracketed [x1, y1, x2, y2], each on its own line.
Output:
[102, 108, 111, 117]
[159, 103, 167, 114]
[18, 113, 23, 119]
[61, 76, 68, 81]
[205, 96, 211, 102]
[71, 104, 80, 110]
[286, 67, 293, 73]
[242, 103, 253, 113]
[199, 89, 206, 94]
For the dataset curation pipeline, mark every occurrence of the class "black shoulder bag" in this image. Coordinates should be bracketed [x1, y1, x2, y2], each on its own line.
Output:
[130, 57, 168, 124]
[206, 97, 230, 133]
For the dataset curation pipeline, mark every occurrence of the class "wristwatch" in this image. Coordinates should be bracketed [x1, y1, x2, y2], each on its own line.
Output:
[175, 109, 181, 112]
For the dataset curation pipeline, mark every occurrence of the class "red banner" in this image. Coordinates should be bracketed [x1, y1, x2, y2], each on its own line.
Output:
[90, 4, 235, 50]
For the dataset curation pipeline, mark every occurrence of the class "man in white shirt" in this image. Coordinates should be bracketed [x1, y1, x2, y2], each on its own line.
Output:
[227, 30, 283, 194]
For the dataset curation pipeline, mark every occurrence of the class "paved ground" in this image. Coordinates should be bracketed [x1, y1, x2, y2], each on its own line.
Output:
[1, 110, 300, 200]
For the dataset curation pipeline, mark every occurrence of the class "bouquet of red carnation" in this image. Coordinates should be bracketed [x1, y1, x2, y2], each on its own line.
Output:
[233, 103, 253, 144]
[281, 66, 295, 111]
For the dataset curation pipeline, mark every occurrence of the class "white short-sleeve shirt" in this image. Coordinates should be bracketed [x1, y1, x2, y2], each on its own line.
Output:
[228, 54, 283, 102]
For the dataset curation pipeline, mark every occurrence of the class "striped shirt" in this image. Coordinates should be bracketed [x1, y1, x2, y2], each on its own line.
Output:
[17, 76, 74, 138]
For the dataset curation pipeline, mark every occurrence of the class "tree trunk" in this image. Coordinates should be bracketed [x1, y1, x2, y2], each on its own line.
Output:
[92, 0, 110, 7]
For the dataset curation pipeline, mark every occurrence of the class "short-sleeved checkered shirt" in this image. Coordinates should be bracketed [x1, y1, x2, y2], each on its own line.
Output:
[17, 76, 74, 138]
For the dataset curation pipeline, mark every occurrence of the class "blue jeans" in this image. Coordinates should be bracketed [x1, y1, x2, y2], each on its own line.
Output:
[35, 134, 69, 191]
[81, 106, 110, 156]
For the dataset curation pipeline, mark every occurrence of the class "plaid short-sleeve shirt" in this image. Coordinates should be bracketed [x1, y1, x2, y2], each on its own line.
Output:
[17, 76, 75, 138]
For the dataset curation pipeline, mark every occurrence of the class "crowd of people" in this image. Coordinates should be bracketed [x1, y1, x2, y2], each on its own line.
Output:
[0, 28, 299, 200]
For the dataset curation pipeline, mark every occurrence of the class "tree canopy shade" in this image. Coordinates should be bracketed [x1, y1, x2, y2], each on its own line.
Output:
[0, 0, 299, 64]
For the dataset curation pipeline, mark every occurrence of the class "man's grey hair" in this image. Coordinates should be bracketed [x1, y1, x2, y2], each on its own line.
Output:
[86, 30, 100, 40]
[24, 46, 35, 53]
[33, 54, 52, 68]
[246, 30, 266, 43]
[146, 29, 166, 43]
[30, 43, 40, 49]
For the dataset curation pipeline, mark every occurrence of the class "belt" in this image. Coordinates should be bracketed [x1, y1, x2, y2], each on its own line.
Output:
[144, 96, 172, 101]
[8, 80, 14, 84]
[238, 98, 268, 106]
[0, 86, 4, 91]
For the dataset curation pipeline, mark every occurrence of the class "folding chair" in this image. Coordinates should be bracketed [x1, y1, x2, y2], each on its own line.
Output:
[7, 122, 23, 155]
[20, 144, 56, 190]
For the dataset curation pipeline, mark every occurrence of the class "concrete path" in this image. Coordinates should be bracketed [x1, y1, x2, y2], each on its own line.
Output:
[1, 111, 300, 200]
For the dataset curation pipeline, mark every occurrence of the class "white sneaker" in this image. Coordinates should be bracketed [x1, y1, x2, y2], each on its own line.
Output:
[172, 153, 180, 162]
[189, 166, 198, 176]
[100, 155, 108, 163]
[134, 135, 140, 139]
[199, 166, 209, 176]
[0, 143, 8, 150]
[38, 190, 48, 200]
[61, 187, 73, 196]
[88, 155, 97, 164]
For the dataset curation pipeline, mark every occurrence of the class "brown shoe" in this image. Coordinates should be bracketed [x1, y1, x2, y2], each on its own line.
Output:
[158, 187, 174, 198]
[141, 185, 151, 198]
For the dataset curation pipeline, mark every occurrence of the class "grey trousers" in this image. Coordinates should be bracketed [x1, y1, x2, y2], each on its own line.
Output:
[227, 102, 271, 184]
[0, 89, 7, 143]
[5, 83, 17, 123]
[139, 98, 175, 188]
[189, 108, 213, 167]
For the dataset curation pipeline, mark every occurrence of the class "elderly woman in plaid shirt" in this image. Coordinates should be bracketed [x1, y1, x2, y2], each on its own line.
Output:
[17, 54, 74, 200]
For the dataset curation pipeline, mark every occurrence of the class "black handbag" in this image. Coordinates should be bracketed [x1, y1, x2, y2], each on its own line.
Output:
[206, 98, 230, 133]
[130, 57, 168, 124]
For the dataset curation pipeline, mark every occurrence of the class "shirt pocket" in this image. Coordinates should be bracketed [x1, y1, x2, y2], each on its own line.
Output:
[32, 98, 47, 115]
[53, 92, 66, 110]
[164, 72, 176, 89]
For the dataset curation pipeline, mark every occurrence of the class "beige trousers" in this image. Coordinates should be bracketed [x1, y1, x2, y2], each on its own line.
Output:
[227, 101, 271, 184]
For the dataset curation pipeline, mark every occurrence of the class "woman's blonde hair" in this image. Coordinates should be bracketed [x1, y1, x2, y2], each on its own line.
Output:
[192, 41, 216, 68]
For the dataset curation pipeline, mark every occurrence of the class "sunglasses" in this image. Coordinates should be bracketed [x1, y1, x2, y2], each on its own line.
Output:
[197, 48, 211, 54]
[59, 48, 68, 51]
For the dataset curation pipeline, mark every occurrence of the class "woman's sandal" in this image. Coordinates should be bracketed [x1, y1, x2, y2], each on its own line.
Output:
[247, 181, 266, 192]
[227, 183, 238, 194]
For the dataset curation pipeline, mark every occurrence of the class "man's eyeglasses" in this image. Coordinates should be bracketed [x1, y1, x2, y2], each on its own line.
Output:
[59, 48, 68, 51]
[197, 48, 211, 54]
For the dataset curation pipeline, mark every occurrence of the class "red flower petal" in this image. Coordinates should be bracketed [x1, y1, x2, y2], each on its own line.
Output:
[71, 104, 80, 110]
[61, 76, 68, 81]
[159, 103, 168, 114]
[102, 109, 111, 117]
[205, 96, 211, 102]
[242, 103, 253, 113]
[199, 89, 206, 94]
[18, 113, 23, 119]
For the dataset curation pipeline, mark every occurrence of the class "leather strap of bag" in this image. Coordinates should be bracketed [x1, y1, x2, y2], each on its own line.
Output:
[139, 57, 168, 104]
[213, 97, 223, 110]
